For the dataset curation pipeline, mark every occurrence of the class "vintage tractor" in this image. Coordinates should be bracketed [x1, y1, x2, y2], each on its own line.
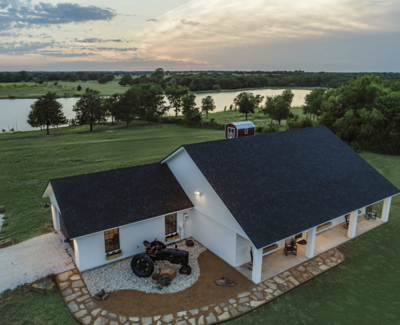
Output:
[131, 239, 192, 277]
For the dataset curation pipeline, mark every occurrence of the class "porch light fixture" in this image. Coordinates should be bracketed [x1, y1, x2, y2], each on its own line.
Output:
[194, 190, 201, 195]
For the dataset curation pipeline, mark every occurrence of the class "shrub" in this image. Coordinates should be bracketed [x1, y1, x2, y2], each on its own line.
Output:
[262, 122, 279, 133]
[286, 116, 314, 130]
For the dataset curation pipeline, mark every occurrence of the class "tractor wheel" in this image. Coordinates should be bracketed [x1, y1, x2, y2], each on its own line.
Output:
[131, 254, 154, 277]
[179, 265, 192, 275]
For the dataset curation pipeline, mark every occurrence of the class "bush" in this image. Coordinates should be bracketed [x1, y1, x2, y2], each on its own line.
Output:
[256, 126, 263, 133]
[286, 116, 314, 130]
[262, 123, 280, 133]
[212, 84, 222, 92]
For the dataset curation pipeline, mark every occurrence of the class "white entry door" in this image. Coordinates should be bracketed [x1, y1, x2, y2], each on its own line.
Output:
[227, 127, 236, 138]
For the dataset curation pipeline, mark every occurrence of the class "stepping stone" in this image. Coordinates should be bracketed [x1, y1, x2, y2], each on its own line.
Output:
[201, 306, 208, 311]
[238, 304, 250, 312]
[264, 289, 273, 293]
[70, 275, 81, 281]
[101, 310, 108, 316]
[177, 311, 187, 317]
[176, 321, 187, 325]
[75, 310, 87, 318]
[68, 301, 79, 313]
[153, 316, 161, 321]
[250, 300, 265, 307]
[76, 295, 90, 302]
[86, 301, 97, 309]
[237, 292, 250, 298]
[92, 308, 102, 316]
[94, 317, 108, 325]
[129, 317, 139, 322]
[189, 318, 196, 325]
[319, 265, 330, 271]
[229, 299, 236, 304]
[58, 271, 73, 282]
[266, 282, 277, 290]
[162, 314, 174, 323]
[229, 305, 239, 316]
[198, 315, 204, 325]
[59, 282, 70, 290]
[214, 306, 221, 314]
[82, 288, 88, 294]
[108, 313, 117, 319]
[81, 316, 92, 325]
[218, 312, 230, 321]
[238, 298, 249, 303]
[278, 285, 288, 293]
[63, 288, 72, 296]
[327, 262, 337, 267]
[72, 280, 84, 288]
[254, 292, 264, 300]
[65, 292, 81, 302]
[189, 309, 199, 315]
[273, 289, 282, 296]
[288, 276, 299, 286]
[206, 313, 216, 324]
[142, 316, 152, 325]
[110, 321, 118, 325]
[119, 316, 127, 323]
[273, 276, 285, 284]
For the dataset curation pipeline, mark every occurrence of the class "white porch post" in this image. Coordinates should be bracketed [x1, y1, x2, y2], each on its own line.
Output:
[252, 247, 263, 284]
[306, 227, 316, 258]
[381, 197, 392, 222]
[347, 211, 358, 238]
[51, 204, 60, 231]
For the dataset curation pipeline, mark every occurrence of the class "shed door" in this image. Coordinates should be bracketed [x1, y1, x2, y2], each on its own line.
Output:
[227, 127, 235, 138]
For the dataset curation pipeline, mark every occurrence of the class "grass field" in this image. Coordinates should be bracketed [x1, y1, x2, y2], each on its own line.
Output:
[0, 123, 399, 324]
[0, 80, 130, 99]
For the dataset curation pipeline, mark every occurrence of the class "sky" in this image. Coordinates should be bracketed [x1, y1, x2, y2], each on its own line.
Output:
[0, 0, 399, 71]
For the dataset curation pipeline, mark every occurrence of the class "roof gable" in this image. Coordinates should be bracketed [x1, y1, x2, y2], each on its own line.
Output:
[182, 126, 400, 249]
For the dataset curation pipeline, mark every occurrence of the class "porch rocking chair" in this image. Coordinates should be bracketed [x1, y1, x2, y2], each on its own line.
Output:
[343, 214, 350, 229]
[284, 238, 298, 256]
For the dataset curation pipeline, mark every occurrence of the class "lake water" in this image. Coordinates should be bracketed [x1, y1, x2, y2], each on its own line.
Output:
[0, 89, 310, 132]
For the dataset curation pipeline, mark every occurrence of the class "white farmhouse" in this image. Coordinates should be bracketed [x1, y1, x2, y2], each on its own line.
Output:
[43, 126, 399, 284]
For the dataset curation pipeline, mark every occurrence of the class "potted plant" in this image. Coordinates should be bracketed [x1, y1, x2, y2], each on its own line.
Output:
[151, 271, 172, 289]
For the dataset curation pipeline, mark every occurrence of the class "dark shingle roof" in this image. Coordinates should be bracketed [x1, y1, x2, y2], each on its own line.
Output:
[50, 163, 193, 239]
[182, 126, 400, 249]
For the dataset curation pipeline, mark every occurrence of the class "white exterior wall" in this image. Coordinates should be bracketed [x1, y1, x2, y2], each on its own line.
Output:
[74, 209, 191, 272]
[191, 210, 237, 266]
[235, 234, 253, 267]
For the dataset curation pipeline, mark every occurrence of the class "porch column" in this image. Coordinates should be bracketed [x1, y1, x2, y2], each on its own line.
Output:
[51, 204, 60, 231]
[306, 227, 316, 258]
[381, 197, 392, 222]
[347, 210, 358, 238]
[252, 247, 263, 284]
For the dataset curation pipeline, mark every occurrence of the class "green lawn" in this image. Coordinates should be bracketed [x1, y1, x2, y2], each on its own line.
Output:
[0, 80, 130, 99]
[0, 284, 78, 325]
[0, 123, 399, 324]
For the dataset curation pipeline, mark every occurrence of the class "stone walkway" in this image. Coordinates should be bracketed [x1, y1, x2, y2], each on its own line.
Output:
[56, 248, 344, 325]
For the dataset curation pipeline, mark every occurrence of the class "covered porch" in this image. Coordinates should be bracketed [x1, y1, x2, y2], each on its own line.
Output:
[237, 197, 392, 283]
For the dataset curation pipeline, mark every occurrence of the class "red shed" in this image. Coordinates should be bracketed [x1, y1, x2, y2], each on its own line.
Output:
[225, 121, 256, 139]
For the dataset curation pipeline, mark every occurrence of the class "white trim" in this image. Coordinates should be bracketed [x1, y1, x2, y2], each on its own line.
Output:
[70, 207, 193, 240]
[161, 147, 185, 164]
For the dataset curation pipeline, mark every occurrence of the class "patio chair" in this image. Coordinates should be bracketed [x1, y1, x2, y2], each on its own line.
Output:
[343, 214, 350, 229]
[284, 238, 297, 256]
[365, 206, 377, 220]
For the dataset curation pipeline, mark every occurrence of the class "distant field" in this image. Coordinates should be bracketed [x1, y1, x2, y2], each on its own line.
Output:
[0, 80, 130, 99]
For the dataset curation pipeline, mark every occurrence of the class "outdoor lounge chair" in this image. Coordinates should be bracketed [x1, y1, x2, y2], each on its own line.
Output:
[343, 214, 350, 229]
[365, 206, 377, 220]
[284, 238, 297, 256]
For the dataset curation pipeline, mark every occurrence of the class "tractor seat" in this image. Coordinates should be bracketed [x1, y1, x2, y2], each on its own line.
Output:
[143, 240, 151, 248]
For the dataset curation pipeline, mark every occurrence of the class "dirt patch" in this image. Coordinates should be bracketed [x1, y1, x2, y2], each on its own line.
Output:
[94, 250, 254, 317]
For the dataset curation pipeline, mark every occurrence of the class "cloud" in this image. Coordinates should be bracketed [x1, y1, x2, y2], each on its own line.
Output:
[94, 47, 138, 52]
[146, 19, 158, 22]
[0, 0, 115, 31]
[0, 40, 54, 54]
[181, 19, 199, 26]
[139, 0, 400, 64]
[39, 51, 94, 58]
[74, 38, 125, 43]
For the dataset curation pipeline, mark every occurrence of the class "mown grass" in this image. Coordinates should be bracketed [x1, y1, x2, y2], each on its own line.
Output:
[0, 122, 224, 243]
[0, 80, 130, 99]
[0, 284, 78, 325]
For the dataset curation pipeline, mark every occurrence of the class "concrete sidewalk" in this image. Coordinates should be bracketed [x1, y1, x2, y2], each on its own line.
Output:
[0, 232, 75, 293]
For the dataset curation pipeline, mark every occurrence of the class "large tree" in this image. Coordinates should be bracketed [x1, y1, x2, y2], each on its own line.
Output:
[237, 92, 257, 120]
[73, 90, 105, 131]
[137, 83, 167, 122]
[262, 90, 294, 125]
[165, 85, 190, 117]
[201, 95, 216, 119]
[303, 88, 326, 120]
[119, 74, 133, 86]
[27, 92, 67, 135]
[113, 87, 140, 126]
[182, 93, 201, 124]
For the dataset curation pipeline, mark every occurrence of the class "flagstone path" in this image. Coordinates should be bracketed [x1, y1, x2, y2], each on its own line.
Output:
[56, 248, 344, 325]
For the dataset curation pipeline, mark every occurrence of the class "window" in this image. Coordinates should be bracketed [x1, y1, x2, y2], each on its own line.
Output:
[245, 128, 248, 134]
[104, 228, 120, 253]
[165, 213, 177, 235]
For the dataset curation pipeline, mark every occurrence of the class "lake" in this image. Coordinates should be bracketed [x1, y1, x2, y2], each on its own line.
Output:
[0, 89, 310, 132]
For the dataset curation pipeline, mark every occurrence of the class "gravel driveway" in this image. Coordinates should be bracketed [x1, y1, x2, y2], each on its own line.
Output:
[0, 232, 75, 293]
